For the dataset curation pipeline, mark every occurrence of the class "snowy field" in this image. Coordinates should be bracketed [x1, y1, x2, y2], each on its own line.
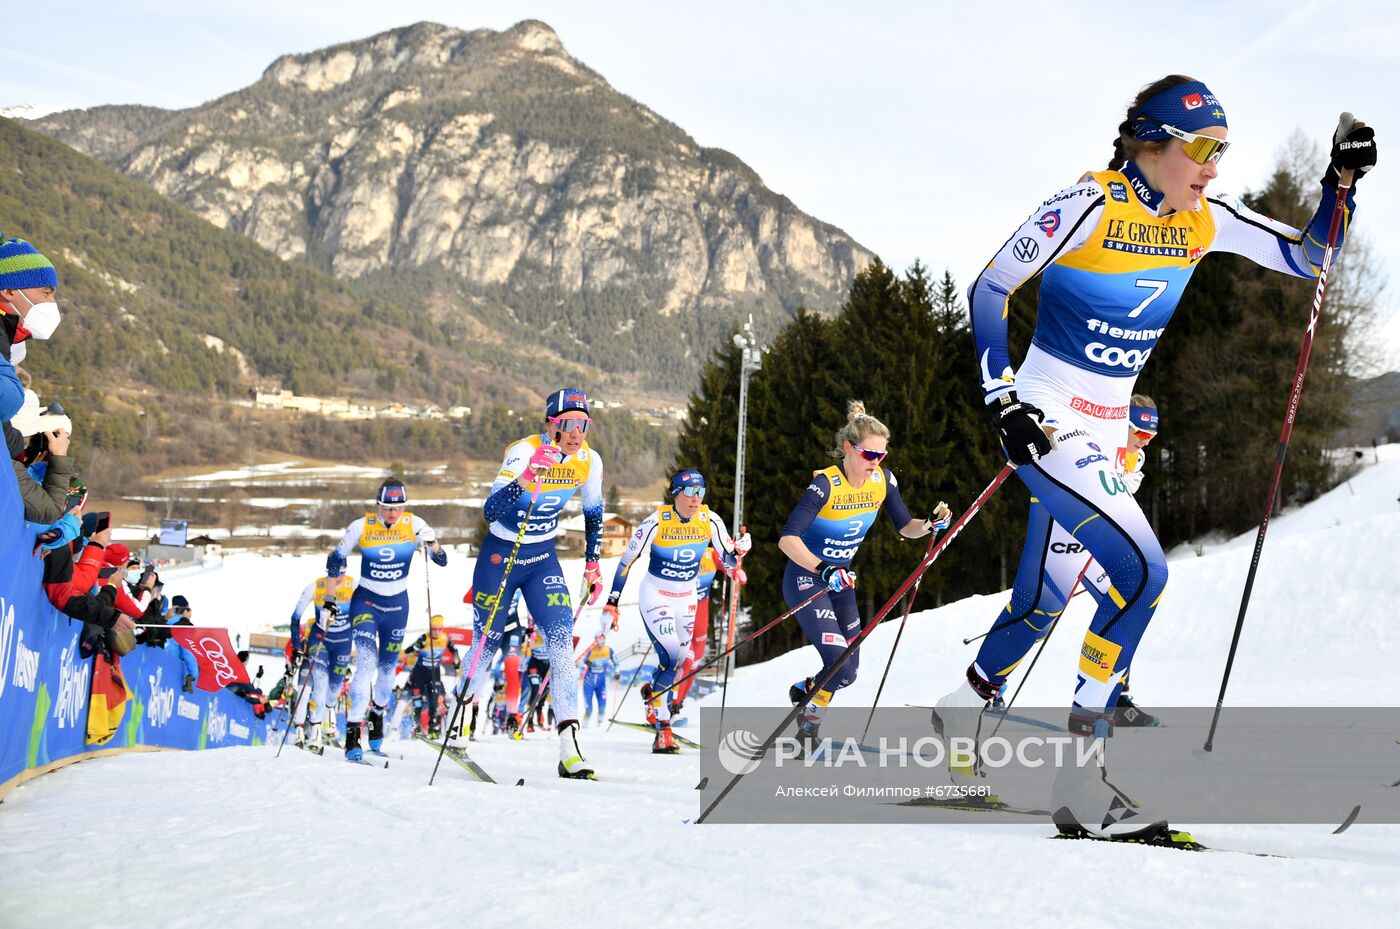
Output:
[3, 448, 1400, 928]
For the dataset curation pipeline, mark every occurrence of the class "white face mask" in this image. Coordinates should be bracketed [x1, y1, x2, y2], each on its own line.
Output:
[127, 568, 143, 584]
[19, 292, 60, 340]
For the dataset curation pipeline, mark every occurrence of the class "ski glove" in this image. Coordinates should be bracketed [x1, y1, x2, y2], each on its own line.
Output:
[725, 565, 749, 586]
[1324, 113, 1376, 187]
[989, 392, 1053, 466]
[819, 564, 857, 592]
[583, 561, 603, 604]
[1122, 469, 1145, 495]
[928, 501, 953, 533]
[733, 531, 753, 555]
[429, 546, 448, 567]
[527, 444, 562, 475]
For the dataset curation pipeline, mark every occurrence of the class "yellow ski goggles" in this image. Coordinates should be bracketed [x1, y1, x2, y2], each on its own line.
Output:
[1158, 123, 1230, 165]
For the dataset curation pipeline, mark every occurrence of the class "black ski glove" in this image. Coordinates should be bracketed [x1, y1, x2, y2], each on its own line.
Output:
[1323, 113, 1376, 187]
[989, 392, 1053, 466]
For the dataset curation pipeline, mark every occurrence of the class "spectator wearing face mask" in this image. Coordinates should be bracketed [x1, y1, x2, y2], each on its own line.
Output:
[0, 236, 61, 423]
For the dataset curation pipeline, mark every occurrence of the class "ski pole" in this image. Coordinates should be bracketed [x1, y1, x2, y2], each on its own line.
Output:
[607, 643, 653, 731]
[697, 464, 1013, 824]
[275, 653, 310, 758]
[988, 555, 1093, 740]
[716, 544, 745, 734]
[431, 460, 548, 786]
[859, 510, 947, 743]
[1204, 161, 1356, 753]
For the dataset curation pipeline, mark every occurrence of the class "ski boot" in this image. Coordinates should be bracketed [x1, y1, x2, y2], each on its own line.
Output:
[788, 677, 811, 707]
[1051, 718, 1167, 840]
[558, 722, 596, 780]
[469, 705, 480, 740]
[506, 713, 521, 735]
[640, 683, 659, 726]
[1114, 694, 1161, 727]
[652, 721, 680, 754]
[796, 714, 822, 759]
[668, 699, 686, 727]
[931, 667, 996, 784]
[344, 721, 364, 762]
[293, 723, 307, 747]
[366, 704, 388, 756]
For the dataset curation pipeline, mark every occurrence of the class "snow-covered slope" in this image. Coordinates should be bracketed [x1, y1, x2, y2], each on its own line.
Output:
[3, 448, 1399, 928]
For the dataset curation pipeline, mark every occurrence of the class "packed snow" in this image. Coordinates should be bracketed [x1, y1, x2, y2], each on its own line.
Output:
[3, 448, 1400, 928]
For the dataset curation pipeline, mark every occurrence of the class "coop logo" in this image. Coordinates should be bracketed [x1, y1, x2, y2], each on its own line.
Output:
[718, 728, 766, 776]
[147, 666, 176, 728]
[54, 636, 91, 730]
[1084, 343, 1153, 371]
[0, 598, 13, 700]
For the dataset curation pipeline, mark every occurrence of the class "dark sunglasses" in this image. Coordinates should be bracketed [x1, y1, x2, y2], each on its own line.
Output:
[851, 443, 888, 463]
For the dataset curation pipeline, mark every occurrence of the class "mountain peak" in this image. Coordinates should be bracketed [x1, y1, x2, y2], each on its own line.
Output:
[504, 19, 565, 54]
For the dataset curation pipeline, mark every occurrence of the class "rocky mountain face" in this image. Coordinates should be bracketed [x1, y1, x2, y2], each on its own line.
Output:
[34, 20, 874, 389]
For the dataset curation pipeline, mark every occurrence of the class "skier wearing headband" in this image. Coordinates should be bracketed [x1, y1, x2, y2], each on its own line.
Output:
[934, 75, 1376, 838]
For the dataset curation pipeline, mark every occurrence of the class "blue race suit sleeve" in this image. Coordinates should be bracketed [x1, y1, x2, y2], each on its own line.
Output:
[580, 448, 605, 562]
[967, 179, 1105, 403]
[881, 468, 914, 531]
[780, 474, 832, 540]
[327, 520, 360, 578]
[1208, 184, 1357, 279]
[609, 513, 658, 601]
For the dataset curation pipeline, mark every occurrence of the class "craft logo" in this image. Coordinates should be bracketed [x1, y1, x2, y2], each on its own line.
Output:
[1035, 209, 1061, 238]
[147, 666, 175, 728]
[1181, 92, 1204, 110]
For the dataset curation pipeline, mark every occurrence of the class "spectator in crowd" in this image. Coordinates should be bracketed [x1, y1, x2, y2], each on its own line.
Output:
[39, 517, 139, 635]
[0, 236, 61, 421]
[226, 650, 269, 717]
[139, 591, 200, 692]
[9, 389, 75, 522]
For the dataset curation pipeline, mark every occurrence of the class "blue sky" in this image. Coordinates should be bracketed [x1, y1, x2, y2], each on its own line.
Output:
[10, 1, 1400, 367]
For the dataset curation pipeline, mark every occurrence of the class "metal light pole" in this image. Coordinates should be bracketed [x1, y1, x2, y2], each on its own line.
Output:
[726, 316, 763, 675]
